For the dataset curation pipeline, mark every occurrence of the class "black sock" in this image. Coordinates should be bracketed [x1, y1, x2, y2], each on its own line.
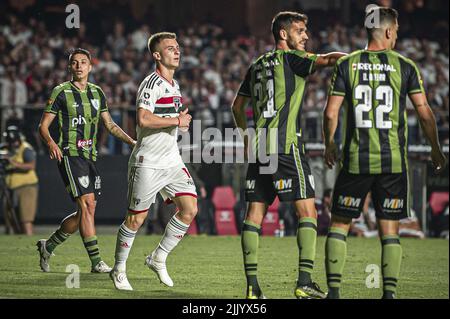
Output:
[327, 287, 340, 299]
[382, 291, 396, 299]
[297, 271, 312, 286]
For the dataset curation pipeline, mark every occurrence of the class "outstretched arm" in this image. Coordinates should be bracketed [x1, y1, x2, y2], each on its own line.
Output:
[101, 111, 136, 147]
[409, 92, 447, 172]
[315, 52, 347, 68]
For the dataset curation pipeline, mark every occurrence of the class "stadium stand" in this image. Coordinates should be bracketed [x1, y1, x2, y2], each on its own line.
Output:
[0, 0, 448, 236]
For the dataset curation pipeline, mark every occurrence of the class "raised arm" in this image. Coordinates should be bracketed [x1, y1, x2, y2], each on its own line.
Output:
[409, 92, 447, 172]
[100, 111, 136, 147]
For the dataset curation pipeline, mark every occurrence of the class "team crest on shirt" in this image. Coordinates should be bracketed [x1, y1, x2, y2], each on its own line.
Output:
[90, 99, 100, 110]
[173, 97, 181, 112]
[78, 176, 90, 188]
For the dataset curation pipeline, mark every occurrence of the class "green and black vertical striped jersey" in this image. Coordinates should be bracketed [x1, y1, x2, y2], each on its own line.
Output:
[329, 49, 425, 174]
[44, 81, 108, 161]
[238, 50, 317, 156]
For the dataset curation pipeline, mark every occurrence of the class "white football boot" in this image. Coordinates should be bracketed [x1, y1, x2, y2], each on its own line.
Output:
[36, 239, 54, 272]
[91, 260, 113, 273]
[144, 251, 174, 287]
[110, 270, 133, 291]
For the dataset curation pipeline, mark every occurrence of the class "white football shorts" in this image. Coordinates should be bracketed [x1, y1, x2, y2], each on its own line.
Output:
[127, 164, 197, 213]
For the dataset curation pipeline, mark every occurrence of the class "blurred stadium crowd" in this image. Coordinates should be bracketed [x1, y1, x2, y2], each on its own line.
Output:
[0, 1, 448, 155]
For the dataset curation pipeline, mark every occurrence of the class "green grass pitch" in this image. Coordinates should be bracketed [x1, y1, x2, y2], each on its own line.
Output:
[0, 234, 447, 299]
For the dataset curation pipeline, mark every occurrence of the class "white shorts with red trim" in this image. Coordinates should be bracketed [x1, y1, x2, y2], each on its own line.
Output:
[127, 164, 197, 213]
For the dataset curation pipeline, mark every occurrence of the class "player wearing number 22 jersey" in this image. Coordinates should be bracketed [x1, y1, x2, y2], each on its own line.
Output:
[323, 7, 446, 299]
[232, 11, 346, 299]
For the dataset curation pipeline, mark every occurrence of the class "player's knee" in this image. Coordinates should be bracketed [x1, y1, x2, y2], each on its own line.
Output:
[125, 212, 147, 230]
[79, 198, 96, 216]
[179, 204, 198, 222]
[294, 199, 317, 218]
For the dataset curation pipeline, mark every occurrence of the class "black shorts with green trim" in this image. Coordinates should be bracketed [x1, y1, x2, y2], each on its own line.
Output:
[57, 156, 102, 201]
[331, 169, 409, 220]
[245, 148, 315, 205]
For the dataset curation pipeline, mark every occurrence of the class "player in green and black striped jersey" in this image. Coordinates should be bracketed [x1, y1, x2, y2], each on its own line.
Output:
[232, 11, 346, 299]
[44, 80, 107, 161]
[323, 7, 447, 299]
[36, 48, 136, 274]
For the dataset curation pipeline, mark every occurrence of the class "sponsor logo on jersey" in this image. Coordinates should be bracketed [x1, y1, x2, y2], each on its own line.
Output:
[71, 115, 98, 127]
[383, 198, 404, 210]
[246, 180, 256, 190]
[78, 175, 90, 188]
[77, 139, 93, 150]
[72, 102, 80, 108]
[274, 179, 292, 190]
[337, 196, 361, 208]
[72, 115, 86, 127]
[352, 63, 397, 72]
[138, 98, 153, 107]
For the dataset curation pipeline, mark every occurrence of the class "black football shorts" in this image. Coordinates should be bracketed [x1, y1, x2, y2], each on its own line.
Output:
[58, 156, 102, 201]
[245, 146, 315, 205]
[331, 169, 410, 220]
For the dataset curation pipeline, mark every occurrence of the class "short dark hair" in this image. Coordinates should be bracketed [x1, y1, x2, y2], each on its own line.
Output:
[271, 11, 308, 42]
[365, 7, 398, 38]
[147, 32, 177, 55]
[68, 48, 92, 64]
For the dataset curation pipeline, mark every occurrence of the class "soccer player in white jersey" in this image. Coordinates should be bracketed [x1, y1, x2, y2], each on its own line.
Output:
[110, 32, 197, 291]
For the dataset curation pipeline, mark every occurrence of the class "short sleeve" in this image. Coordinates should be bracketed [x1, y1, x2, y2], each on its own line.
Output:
[44, 87, 64, 114]
[237, 66, 252, 97]
[407, 61, 425, 95]
[136, 83, 161, 112]
[98, 87, 109, 112]
[329, 62, 346, 96]
[23, 147, 36, 163]
[286, 51, 318, 78]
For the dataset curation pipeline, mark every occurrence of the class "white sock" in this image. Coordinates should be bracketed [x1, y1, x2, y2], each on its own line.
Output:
[154, 215, 189, 263]
[114, 223, 137, 272]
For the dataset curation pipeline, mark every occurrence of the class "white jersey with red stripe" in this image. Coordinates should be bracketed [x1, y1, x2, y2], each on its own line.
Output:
[130, 71, 184, 169]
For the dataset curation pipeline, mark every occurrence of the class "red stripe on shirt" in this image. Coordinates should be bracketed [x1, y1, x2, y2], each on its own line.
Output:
[155, 96, 183, 104]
